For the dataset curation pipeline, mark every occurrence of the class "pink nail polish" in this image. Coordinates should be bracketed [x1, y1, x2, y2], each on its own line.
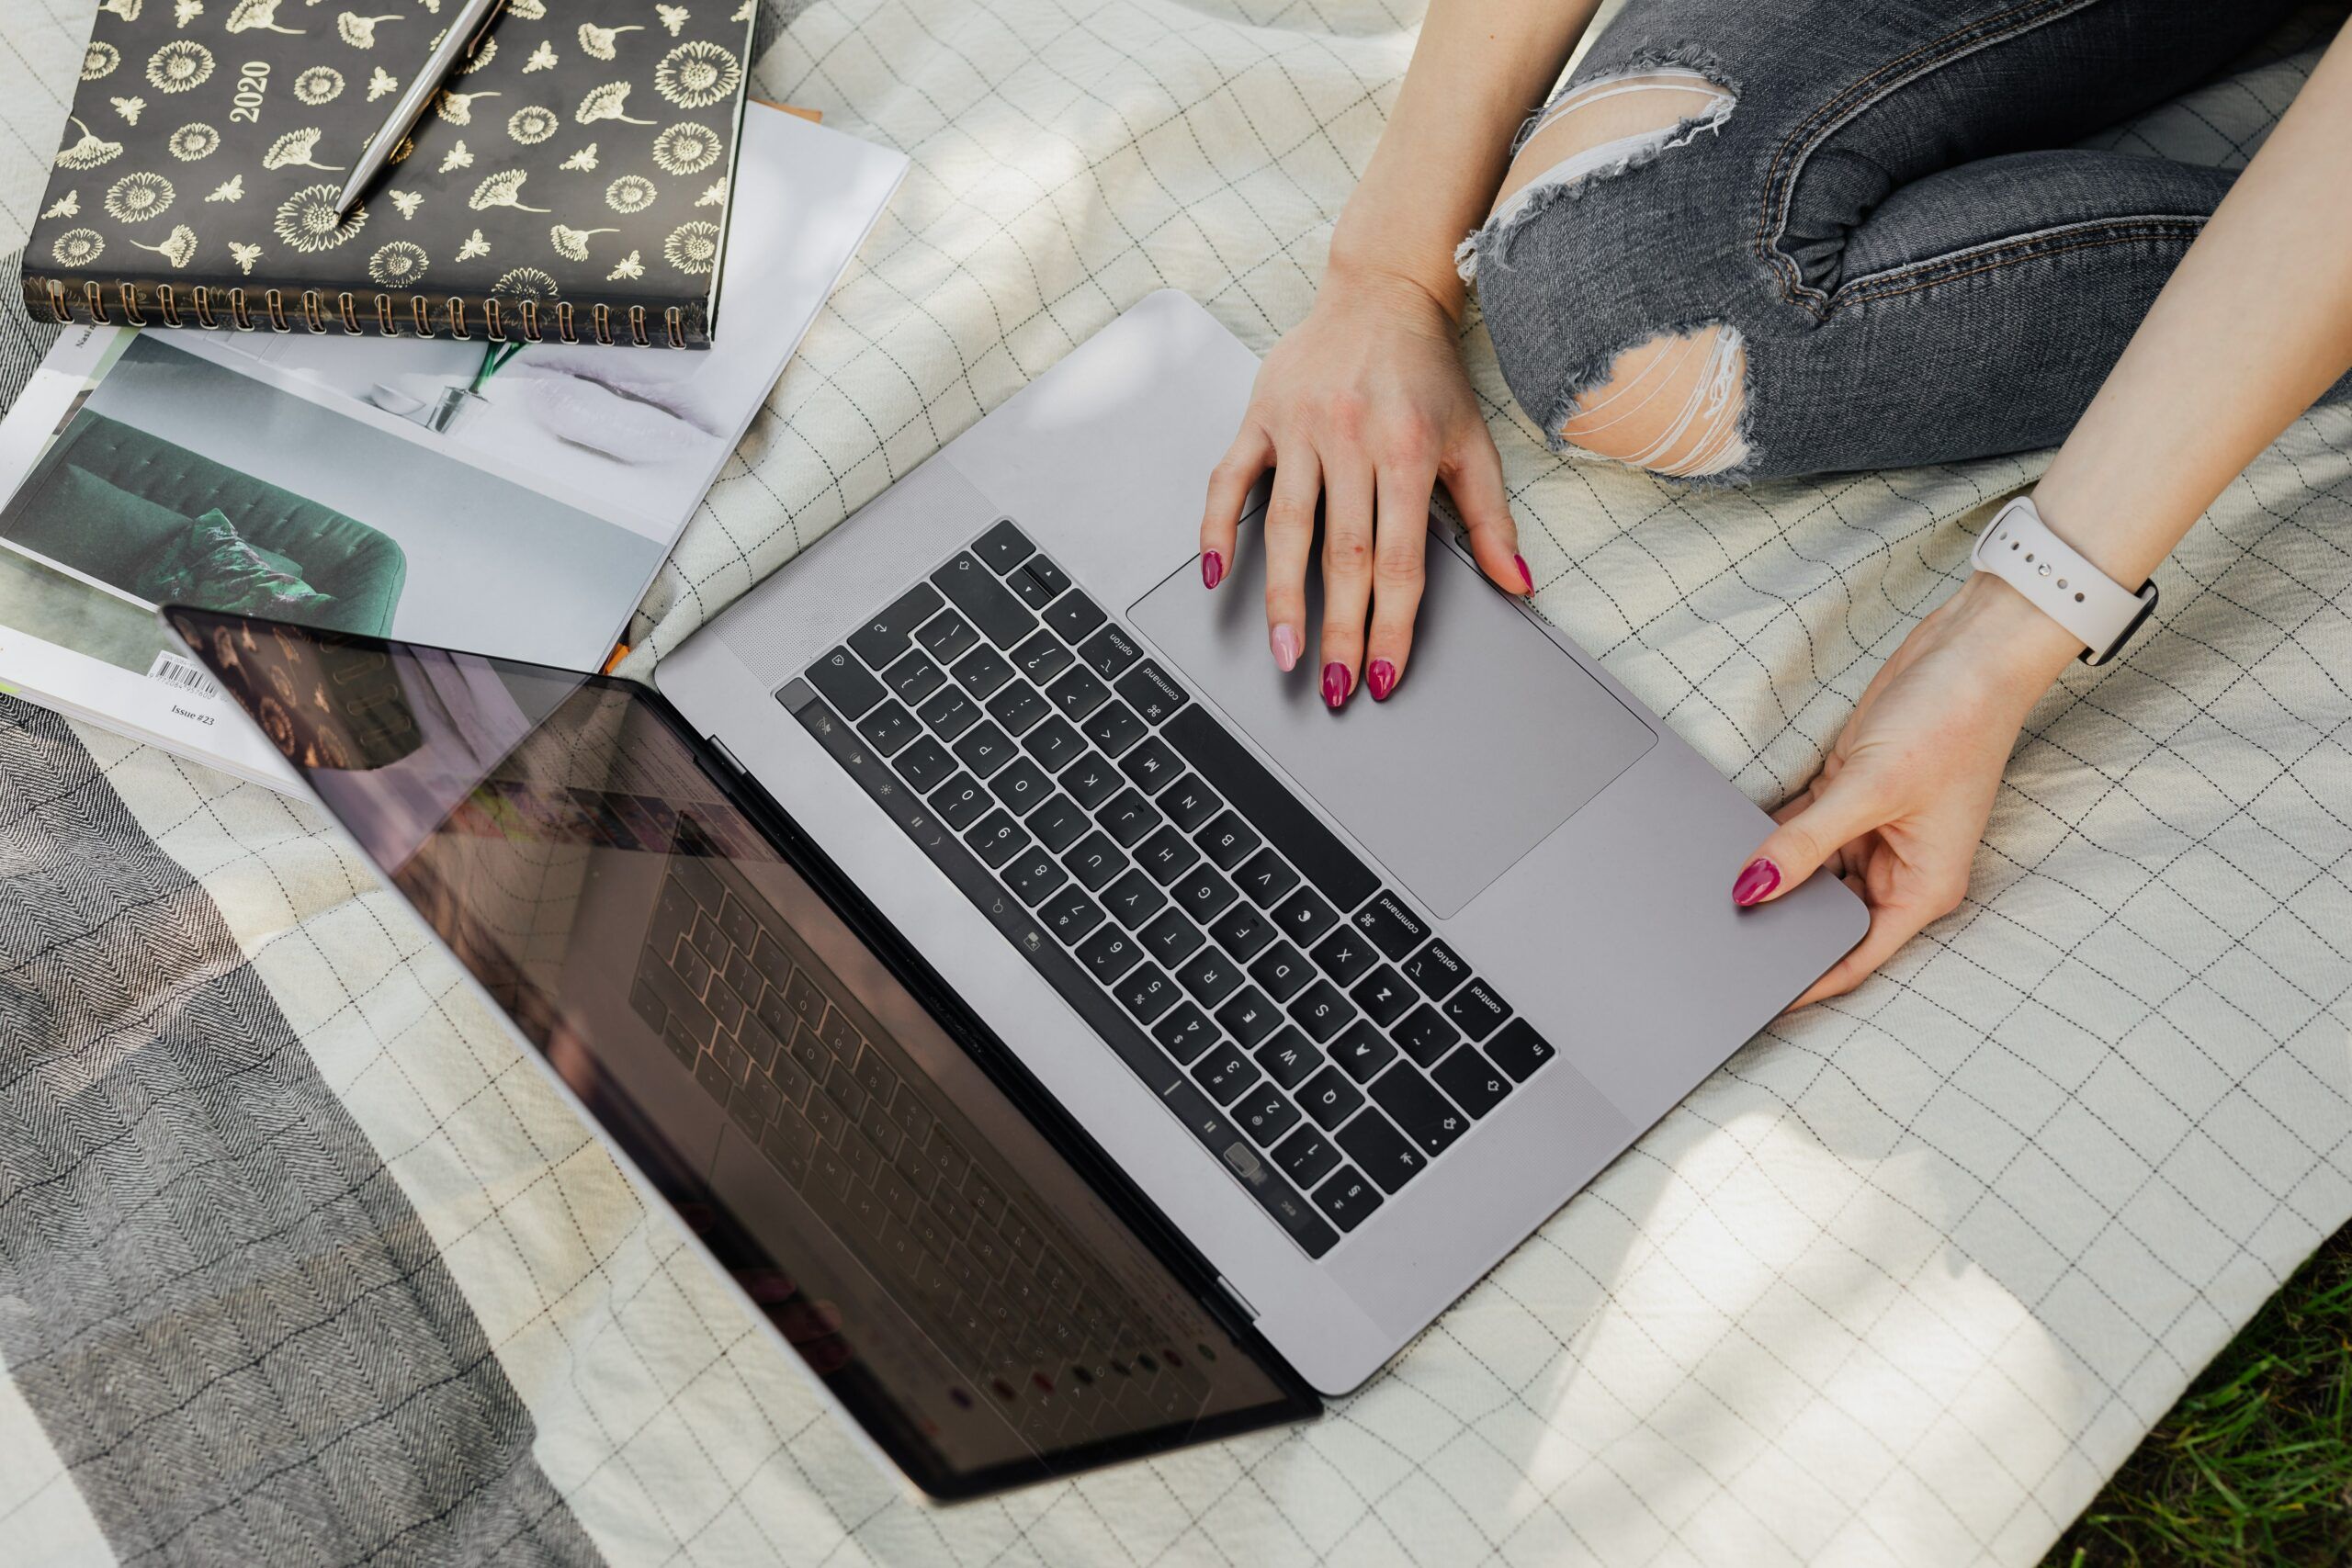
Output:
[1271, 625, 1301, 672]
[1514, 554, 1534, 593]
[1366, 659, 1396, 701]
[1321, 662, 1351, 709]
[1732, 858, 1781, 907]
[1201, 550, 1225, 590]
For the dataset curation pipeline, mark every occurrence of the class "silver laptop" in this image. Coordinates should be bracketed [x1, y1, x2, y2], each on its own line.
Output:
[169, 289, 1863, 1500]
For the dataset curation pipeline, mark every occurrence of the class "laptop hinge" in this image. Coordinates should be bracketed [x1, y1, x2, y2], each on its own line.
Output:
[1214, 1275, 1260, 1323]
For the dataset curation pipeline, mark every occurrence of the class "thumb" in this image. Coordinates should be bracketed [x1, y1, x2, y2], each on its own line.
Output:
[1441, 428, 1532, 594]
[1735, 766, 1885, 907]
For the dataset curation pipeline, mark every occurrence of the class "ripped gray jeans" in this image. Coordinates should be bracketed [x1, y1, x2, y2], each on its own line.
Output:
[1459, 0, 2316, 481]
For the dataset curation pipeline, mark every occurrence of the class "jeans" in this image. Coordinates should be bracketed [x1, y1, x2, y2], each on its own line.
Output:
[1460, 0, 2317, 480]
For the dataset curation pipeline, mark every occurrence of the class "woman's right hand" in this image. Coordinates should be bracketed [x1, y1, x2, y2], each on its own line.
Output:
[1198, 262, 1532, 707]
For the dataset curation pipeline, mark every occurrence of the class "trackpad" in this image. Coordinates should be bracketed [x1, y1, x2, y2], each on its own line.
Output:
[1128, 523, 1657, 919]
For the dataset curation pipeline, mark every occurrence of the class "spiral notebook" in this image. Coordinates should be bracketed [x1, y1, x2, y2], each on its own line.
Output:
[26, 0, 756, 347]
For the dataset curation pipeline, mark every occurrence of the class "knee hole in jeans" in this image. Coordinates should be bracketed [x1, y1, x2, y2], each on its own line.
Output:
[1558, 323, 1750, 479]
[1489, 68, 1736, 231]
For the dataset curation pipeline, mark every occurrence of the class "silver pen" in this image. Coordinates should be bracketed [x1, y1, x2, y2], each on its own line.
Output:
[334, 0, 508, 215]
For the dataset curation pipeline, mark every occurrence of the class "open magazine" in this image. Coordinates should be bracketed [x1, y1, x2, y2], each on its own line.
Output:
[0, 103, 905, 791]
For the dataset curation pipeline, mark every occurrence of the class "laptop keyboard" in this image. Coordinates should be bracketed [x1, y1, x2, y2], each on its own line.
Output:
[776, 518, 1558, 1260]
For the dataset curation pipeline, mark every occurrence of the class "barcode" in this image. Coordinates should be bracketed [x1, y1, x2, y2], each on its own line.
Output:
[146, 650, 220, 699]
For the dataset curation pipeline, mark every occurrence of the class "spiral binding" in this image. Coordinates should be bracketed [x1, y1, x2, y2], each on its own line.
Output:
[34, 275, 700, 347]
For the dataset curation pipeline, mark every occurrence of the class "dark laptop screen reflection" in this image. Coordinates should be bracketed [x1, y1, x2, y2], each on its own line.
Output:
[170, 608, 1295, 1493]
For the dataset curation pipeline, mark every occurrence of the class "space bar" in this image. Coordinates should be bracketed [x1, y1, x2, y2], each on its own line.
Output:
[1161, 706, 1380, 912]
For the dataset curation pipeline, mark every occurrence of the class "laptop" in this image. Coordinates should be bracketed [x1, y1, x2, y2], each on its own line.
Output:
[167, 289, 1865, 1500]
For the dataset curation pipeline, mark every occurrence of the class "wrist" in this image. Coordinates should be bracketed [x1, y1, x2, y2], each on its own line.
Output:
[1946, 570, 2086, 689]
[1323, 239, 1466, 328]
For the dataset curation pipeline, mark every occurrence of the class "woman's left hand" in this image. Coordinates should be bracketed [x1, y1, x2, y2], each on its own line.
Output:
[1736, 572, 2086, 1008]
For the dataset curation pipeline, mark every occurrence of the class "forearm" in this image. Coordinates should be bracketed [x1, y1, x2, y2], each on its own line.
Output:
[1328, 0, 1602, 320]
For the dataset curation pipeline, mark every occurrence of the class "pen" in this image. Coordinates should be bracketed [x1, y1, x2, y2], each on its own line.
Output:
[334, 0, 508, 215]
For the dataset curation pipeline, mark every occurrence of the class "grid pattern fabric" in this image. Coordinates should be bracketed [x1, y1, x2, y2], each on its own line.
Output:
[0, 1, 2348, 1565]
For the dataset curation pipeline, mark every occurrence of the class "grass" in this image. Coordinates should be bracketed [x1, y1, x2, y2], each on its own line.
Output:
[2041, 1224, 2352, 1566]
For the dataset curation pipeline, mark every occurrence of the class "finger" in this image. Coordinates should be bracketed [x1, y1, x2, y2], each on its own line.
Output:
[1441, 426, 1531, 594]
[1363, 459, 1434, 700]
[1200, 423, 1270, 592]
[1786, 897, 1939, 1010]
[1317, 455, 1376, 708]
[1261, 442, 1321, 673]
[1733, 764, 1888, 907]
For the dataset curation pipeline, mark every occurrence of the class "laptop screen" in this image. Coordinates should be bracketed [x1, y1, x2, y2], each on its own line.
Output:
[166, 607, 1313, 1498]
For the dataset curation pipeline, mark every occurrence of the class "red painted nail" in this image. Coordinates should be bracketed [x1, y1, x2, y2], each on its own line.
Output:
[1366, 659, 1396, 701]
[1514, 554, 1534, 593]
[1201, 550, 1225, 590]
[1732, 858, 1781, 907]
[1321, 661, 1351, 709]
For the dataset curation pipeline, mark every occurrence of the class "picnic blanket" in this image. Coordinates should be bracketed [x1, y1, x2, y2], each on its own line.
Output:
[2, 2, 2348, 1563]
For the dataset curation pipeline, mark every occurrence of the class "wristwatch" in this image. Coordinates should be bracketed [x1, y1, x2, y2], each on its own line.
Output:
[1969, 494, 2159, 668]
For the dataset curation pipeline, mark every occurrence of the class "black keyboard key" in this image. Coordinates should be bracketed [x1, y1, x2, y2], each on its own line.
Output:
[1021, 554, 1070, 596]
[1330, 1020, 1396, 1083]
[974, 518, 1033, 572]
[1254, 1026, 1322, 1090]
[881, 649, 946, 706]
[1431, 1047, 1513, 1119]
[1349, 964, 1415, 1028]
[807, 647, 884, 719]
[1272, 887, 1340, 947]
[1135, 826, 1199, 886]
[1004, 846, 1067, 905]
[1096, 788, 1161, 848]
[1163, 705, 1380, 912]
[1235, 849, 1299, 908]
[1046, 666, 1112, 723]
[913, 608, 980, 664]
[1042, 589, 1106, 644]
[1487, 1018, 1556, 1080]
[952, 644, 1015, 701]
[1351, 890, 1430, 960]
[849, 582, 945, 668]
[1118, 735, 1182, 793]
[856, 700, 921, 756]
[1159, 773, 1221, 832]
[1310, 926, 1379, 987]
[965, 809, 1030, 868]
[1297, 1065, 1363, 1129]
[1369, 1066, 1465, 1157]
[1114, 659, 1188, 725]
[916, 685, 980, 741]
[986, 680, 1051, 737]
[1247, 942, 1313, 1002]
[952, 721, 1018, 779]
[1114, 962, 1180, 1023]
[1197, 810, 1262, 872]
[1061, 831, 1126, 891]
[1175, 948, 1244, 1006]
[1060, 752, 1122, 809]
[1170, 863, 1238, 924]
[1010, 629, 1074, 687]
[1102, 868, 1168, 930]
[932, 551, 1036, 647]
[1077, 928, 1142, 984]
[1160, 1078, 1336, 1258]
[1312, 1167, 1383, 1232]
[1444, 977, 1512, 1041]
[1235, 1083, 1301, 1147]
[1401, 938, 1470, 1000]
[1215, 987, 1283, 1049]
[1337, 1108, 1426, 1192]
[1026, 794, 1090, 854]
[1152, 1001, 1216, 1063]
[1039, 886, 1104, 945]
[1138, 908, 1204, 967]
[988, 755, 1053, 815]
[930, 773, 991, 831]
[1190, 1042, 1257, 1103]
[1076, 621, 1142, 679]
[1021, 715, 1087, 773]
[1081, 700, 1148, 758]
[890, 733, 956, 795]
[1207, 901, 1277, 960]
[1272, 1125, 1340, 1188]
[1008, 567, 1059, 609]
[1393, 1003, 1462, 1068]
[1286, 979, 1351, 1043]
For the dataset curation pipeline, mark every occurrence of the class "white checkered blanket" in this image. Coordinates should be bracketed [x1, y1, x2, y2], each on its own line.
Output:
[1, 3, 2347, 1563]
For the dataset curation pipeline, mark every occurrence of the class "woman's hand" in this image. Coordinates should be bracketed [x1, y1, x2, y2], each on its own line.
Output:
[1199, 262, 1532, 707]
[1736, 572, 2085, 1008]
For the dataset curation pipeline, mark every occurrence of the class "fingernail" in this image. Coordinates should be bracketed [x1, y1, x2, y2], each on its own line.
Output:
[1201, 550, 1224, 590]
[1514, 554, 1534, 593]
[1732, 858, 1781, 908]
[1271, 624, 1302, 671]
[1321, 662, 1351, 709]
[1366, 659, 1396, 701]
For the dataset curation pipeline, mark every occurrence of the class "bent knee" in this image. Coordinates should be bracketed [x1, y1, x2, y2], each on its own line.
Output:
[1558, 323, 1751, 479]
[1487, 66, 1736, 243]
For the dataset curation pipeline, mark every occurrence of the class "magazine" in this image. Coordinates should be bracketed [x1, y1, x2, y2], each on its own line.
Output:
[0, 103, 906, 791]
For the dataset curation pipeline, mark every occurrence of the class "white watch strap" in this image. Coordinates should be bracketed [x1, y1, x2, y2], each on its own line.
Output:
[1969, 495, 2157, 667]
